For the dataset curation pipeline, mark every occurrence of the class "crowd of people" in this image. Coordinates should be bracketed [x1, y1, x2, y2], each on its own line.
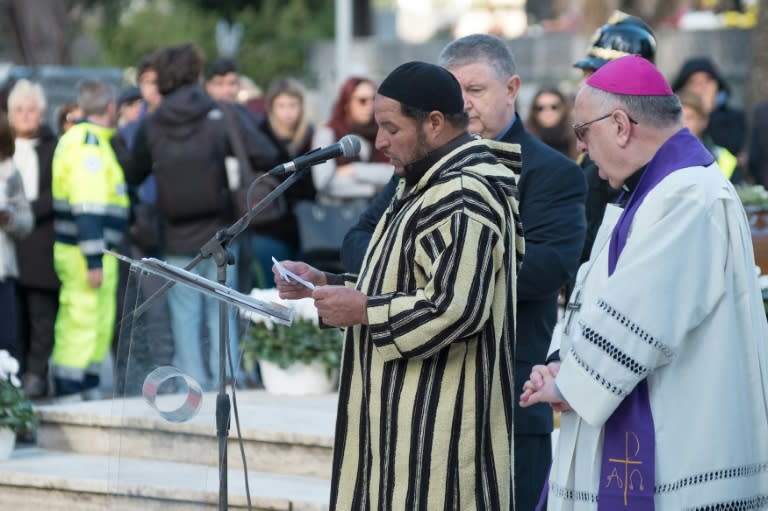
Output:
[0, 43, 400, 398]
[0, 8, 766, 509]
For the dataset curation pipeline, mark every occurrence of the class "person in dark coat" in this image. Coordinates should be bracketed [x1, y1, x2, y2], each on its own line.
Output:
[249, 78, 317, 288]
[671, 56, 746, 157]
[125, 43, 277, 391]
[342, 34, 587, 511]
[7, 79, 60, 398]
[572, 11, 657, 263]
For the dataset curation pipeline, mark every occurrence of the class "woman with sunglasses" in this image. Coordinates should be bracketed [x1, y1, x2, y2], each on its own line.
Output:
[311, 77, 392, 201]
[525, 86, 577, 160]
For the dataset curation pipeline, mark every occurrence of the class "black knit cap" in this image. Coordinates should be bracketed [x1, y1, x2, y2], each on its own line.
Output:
[378, 61, 464, 115]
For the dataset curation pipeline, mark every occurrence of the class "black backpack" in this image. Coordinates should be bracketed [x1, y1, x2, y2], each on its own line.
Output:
[146, 109, 232, 222]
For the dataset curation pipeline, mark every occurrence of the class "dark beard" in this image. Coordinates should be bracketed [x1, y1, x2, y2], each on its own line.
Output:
[402, 128, 433, 186]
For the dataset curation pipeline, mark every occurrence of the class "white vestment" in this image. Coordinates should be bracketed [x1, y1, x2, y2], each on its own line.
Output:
[548, 163, 768, 510]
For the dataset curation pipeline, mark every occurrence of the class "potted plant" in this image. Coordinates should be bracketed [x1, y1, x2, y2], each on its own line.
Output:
[0, 350, 38, 458]
[242, 289, 343, 395]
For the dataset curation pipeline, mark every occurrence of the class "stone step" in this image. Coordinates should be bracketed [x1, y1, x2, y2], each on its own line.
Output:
[35, 390, 337, 479]
[0, 447, 329, 511]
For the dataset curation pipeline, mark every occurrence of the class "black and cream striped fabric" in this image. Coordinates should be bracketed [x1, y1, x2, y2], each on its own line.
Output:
[330, 138, 524, 510]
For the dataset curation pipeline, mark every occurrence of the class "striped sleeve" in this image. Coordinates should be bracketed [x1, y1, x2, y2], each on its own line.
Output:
[366, 211, 503, 361]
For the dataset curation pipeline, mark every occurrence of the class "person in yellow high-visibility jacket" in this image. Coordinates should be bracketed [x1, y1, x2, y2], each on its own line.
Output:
[51, 79, 129, 396]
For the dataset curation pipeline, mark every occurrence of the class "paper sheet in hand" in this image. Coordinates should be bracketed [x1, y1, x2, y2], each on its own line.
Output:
[106, 249, 294, 325]
[272, 257, 316, 290]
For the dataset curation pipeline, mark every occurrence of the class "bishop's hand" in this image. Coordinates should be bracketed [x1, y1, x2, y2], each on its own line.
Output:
[520, 362, 571, 412]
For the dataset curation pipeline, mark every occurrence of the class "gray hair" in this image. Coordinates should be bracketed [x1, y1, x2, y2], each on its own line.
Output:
[77, 79, 116, 116]
[438, 34, 517, 81]
[585, 86, 682, 129]
[7, 79, 47, 114]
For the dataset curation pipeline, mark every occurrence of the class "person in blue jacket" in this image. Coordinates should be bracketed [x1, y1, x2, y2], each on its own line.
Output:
[340, 34, 586, 511]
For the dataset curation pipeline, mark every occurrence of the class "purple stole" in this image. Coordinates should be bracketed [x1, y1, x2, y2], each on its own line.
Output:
[598, 128, 713, 510]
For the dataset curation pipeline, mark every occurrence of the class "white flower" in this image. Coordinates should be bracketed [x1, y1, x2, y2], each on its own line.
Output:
[243, 288, 283, 329]
[293, 297, 320, 325]
[245, 288, 320, 327]
[0, 350, 21, 387]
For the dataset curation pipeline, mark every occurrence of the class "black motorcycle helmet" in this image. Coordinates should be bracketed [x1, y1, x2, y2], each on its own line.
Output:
[574, 11, 657, 72]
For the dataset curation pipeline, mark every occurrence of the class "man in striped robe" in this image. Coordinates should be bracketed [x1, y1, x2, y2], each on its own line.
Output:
[275, 61, 524, 510]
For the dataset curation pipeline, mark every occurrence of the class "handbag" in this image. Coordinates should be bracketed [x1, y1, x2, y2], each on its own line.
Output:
[293, 165, 368, 258]
[220, 103, 287, 226]
[293, 198, 368, 258]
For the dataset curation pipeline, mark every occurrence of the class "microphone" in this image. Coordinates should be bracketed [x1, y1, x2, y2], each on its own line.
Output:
[267, 135, 362, 176]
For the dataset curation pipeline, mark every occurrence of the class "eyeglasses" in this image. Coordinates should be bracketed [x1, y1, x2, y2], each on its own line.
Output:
[572, 110, 638, 142]
[534, 103, 561, 112]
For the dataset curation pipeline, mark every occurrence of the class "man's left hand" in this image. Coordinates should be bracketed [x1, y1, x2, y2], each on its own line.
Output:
[87, 268, 104, 289]
[312, 286, 368, 327]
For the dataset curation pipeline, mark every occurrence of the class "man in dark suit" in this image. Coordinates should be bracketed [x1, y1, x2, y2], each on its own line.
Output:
[340, 34, 587, 510]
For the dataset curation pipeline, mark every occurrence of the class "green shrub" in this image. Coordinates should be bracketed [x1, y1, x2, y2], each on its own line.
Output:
[0, 351, 38, 433]
[241, 290, 343, 375]
[242, 317, 343, 375]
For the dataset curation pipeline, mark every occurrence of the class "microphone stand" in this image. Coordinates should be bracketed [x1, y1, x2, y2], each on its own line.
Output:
[128, 167, 308, 319]
[124, 166, 311, 511]
[208, 167, 311, 511]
